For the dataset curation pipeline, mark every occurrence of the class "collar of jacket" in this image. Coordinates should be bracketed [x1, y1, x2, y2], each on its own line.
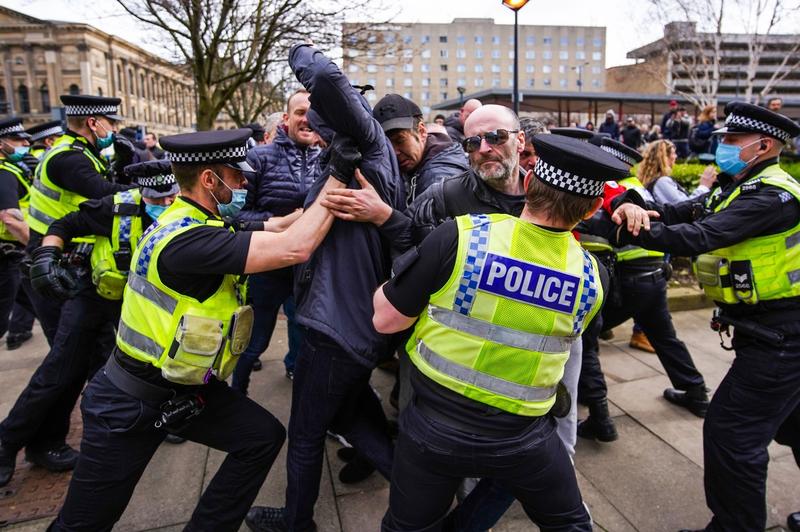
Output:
[717, 156, 780, 191]
[64, 128, 103, 159]
[273, 126, 318, 154]
[466, 167, 526, 205]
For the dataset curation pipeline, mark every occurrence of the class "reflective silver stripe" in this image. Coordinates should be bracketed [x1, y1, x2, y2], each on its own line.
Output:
[788, 269, 800, 284]
[428, 306, 574, 354]
[786, 233, 800, 249]
[418, 341, 558, 402]
[28, 205, 55, 225]
[127, 273, 178, 313]
[32, 179, 61, 200]
[118, 321, 164, 360]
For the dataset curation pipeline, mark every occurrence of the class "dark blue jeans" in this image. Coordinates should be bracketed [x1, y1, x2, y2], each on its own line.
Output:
[285, 329, 394, 531]
[231, 270, 303, 394]
[703, 331, 800, 531]
[382, 404, 590, 532]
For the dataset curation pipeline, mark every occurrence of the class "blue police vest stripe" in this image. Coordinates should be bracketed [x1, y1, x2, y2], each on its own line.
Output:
[572, 250, 599, 335]
[453, 214, 491, 315]
[117, 190, 136, 245]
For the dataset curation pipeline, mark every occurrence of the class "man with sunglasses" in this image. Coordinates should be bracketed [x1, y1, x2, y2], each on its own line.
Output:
[611, 101, 800, 532]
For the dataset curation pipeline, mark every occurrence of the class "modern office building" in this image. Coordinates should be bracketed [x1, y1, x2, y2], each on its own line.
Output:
[342, 18, 607, 114]
[0, 5, 196, 135]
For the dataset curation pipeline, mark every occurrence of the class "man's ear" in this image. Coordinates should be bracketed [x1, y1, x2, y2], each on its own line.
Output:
[582, 197, 604, 220]
[418, 120, 428, 142]
[523, 169, 534, 191]
[516, 130, 525, 154]
[198, 167, 217, 190]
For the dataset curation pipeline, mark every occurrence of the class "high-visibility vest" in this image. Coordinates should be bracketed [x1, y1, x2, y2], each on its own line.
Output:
[116, 197, 251, 385]
[615, 176, 665, 263]
[693, 164, 800, 305]
[28, 133, 108, 242]
[89, 189, 144, 300]
[407, 213, 603, 417]
[0, 160, 31, 242]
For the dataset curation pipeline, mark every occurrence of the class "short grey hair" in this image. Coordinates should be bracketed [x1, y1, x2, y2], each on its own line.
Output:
[520, 117, 548, 142]
[264, 112, 283, 137]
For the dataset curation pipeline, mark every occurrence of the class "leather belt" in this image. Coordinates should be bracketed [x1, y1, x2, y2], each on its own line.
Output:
[104, 354, 174, 406]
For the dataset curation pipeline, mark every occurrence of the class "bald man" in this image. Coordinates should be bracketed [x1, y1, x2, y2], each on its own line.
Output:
[444, 98, 483, 144]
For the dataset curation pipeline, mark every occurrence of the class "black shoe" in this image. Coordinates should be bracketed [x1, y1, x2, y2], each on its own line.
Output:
[338, 454, 375, 484]
[252, 359, 263, 372]
[164, 433, 187, 444]
[25, 443, 79, 472]
[577, 399, 618, 442]
[0, 441, 18, 487]
[788, 511, 800, 532]
[664, 386, 709, 418]
[337, 446, 357, 462]
[6, 331, 32, 350]
[245, 506, 289, 532]
[285, 368, 294, 380]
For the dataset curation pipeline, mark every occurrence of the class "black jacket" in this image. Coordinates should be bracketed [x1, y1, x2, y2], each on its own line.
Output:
[444, 113, 465, 144]
[403, 132, 469, 205]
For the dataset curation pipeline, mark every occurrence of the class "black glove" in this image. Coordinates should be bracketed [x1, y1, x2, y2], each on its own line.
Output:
[30, 246, 78, 300]
[327, 134, 361, 184]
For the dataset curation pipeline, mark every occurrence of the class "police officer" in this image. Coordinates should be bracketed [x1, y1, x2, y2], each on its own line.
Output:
[26, 95, 130, 344]
[611, 101, 800, 531]
[0, 117, 32, 348]
[575, 137, 709, 443]
[50, 128, 357, 531]
[26, 120, 65, 163]
[371, 134, 628, 531]
[0, 159, 178, 487]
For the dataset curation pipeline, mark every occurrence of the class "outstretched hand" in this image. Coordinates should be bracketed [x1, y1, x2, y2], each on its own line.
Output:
[611, 203, 660, 237]
[321, 169, 393, 225]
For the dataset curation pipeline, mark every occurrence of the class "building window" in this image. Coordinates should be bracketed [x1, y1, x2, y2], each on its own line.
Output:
[593, 37, 603, 47]
[592, 79, 601, 88]
[140, 73, 146, 97]
[491, 64, 501, 73]
[68, 83, 80, 96]
[384, 65, 395, 72]
[543, 37, 552, 45]
[457, 64, 466, 73]
[439, 36, 447, 43]
[457, 78, 466, 86]
[403, 49, 413, 58]
[421, 64, 430, 72]
[492, 77, 501, 87]
[116, 65, 123, 91]
[403, 36, 412, 45]
[439, 78, 448, 87]
[576, 37, 585, 47]
[593, 52, 603, 61]
[367, 92, 376, 102]
[559, 51, 569, 60]
[404, 78, 413, 87]
[508, 64, 514, 73]
[475, 65, 484, 73]
[367, 78, 376, 87]
[542, 65, 552, 74]
[576, 51, 586, 60]
[491, 50, 500, 59]
[456, 49, 466, 59]
[440, 92, 448, 100]
[367, 34, 377, 43]
[527, 79, 535, 88]
[386, 35, 396, 43]
[386, 78, 394, 87]
[440, 64, 448, 72]
[403, 91, 413, 99]
[560, 79, 568, 88]
[0, 86, 6, 111]
[422, 78, 430, 86]
[508, 35, 515, 45]
[457, 36, 465, 44]
[421, 91, 430, 101]
[559, 65, 567, 74]
[127, 70, 134, 94]
[543, 78, 551, 86]
[403, 64, 413, 72]
[560, 36, 569, 47]
[475, 36, 483, 44]
[348, 64, 358, 72]
[366, 64, 377, 72]
[542, 51, 552, 60]
[508, 50, 515, 59]
[526, 36, 535, 46]
[39, 84, 50, 112]
[474, 78, 484, 87]
[440, 49, 448, 58]
[421, 49, 431, 58]
[592, 66, 602, 74]
[525, 50, 535, 59]
[475, 50, 483, 59]
[421, 35, 430, 44]
[16, 85, 29, 113]
[526, 65, 534, 73]
[492, 36, 500, 45]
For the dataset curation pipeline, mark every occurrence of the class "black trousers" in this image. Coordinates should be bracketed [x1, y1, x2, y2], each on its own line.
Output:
[8, 278, 36, 336]
[52, 369, 286, 531]
[285, 329, 394, 531]
[21, 273, 62, 346]
[578, 311, 606, 403]
[0, 290, 117, 451]
[382, 404, 591, 532]
[702, 331, 800, 531]
[0, 260, 21, 339]
[579, 271, 705, 402]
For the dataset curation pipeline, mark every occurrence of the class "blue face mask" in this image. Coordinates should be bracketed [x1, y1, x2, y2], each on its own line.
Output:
[93, 121, 115, 150]
[144, 203, 167, 221]
[3, 143, 29, 163]
[715, 138, 761, 175]
[211, 172, 247, 218]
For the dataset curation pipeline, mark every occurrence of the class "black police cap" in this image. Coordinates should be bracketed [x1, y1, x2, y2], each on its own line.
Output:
[550, 127, 594, 142]
[532, 134, 631, 198]
[714, 101, 800, 143]
[373, 94, 423, 132]
[0, 117, 30, 139]
[124, 159, 179, 198]
[600, 138, 643, 166]
[245, 122, 265, 141]
[60, 95, 123, 120]
[160, 129, 255, 173]
[26, 120, 64, 142]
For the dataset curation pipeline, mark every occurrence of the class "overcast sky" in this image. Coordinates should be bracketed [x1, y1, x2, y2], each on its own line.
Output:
[4, 0, 796, 68]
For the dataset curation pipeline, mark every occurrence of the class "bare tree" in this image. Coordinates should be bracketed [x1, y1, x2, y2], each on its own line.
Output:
[116, 0, 393, 130]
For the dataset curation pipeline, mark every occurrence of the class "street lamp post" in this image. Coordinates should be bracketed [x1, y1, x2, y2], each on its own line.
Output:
[502, 0, 530, 115]
[457, 86, 466, 104]
[572, 61, 589, 93]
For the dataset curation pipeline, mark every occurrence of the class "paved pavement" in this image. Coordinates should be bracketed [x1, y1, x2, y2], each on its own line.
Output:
[1, 309, 798, 531]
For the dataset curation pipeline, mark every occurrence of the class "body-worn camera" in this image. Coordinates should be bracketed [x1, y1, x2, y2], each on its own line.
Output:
[154, 394, 205, 431]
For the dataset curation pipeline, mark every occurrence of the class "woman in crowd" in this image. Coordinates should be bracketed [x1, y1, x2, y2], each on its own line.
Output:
[638, 139, 716, 205]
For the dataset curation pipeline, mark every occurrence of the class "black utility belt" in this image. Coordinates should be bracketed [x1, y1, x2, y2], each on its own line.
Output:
[414, 397, 537, 439]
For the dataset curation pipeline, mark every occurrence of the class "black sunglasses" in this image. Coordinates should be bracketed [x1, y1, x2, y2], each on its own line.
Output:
[462, 129, 519, 153]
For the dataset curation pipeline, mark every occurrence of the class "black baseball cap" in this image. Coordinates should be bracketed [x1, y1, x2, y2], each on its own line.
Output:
[373, 94, 422, 132]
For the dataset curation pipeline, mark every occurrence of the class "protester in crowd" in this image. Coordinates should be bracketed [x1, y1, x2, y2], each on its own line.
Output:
[646, 124, 662, 143]
[263, 112, 284, 144]
[444, 98, 482, 144]
[689, 105, 717, 155]
[434, 114, 446, 125]
[639, 139, 716, 205]
[621, 116, 643, 149]
[661, 99, 679, 139]
[598, 110, 620, 140]
[767, 96, 783, 112]
[666, 106, 691, 158]
[246, 122, 268, 146]
[143, 132, 165, 159]
[585, 121, 595, 131]
[519, 117, 548, 172]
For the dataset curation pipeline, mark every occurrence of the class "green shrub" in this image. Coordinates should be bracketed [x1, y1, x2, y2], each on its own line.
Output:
[632, 160, 800, 190]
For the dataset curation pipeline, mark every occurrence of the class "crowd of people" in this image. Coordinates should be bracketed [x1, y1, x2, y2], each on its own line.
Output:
[0, 42, 797, 532]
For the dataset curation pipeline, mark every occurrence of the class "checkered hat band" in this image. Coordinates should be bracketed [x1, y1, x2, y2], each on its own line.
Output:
[137, 174, 176, 188]
[534, 158, 604, 197]
[725, 113, 791, 143]
[167, 145, 248, 164]
[0, 123, 25, 136]
[30, 126, 63, 141]
[65, 104, 119, 116]
[600, 145, 637, 166]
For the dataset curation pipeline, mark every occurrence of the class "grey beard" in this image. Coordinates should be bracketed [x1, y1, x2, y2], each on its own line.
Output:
[473, 154, 516, 184]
